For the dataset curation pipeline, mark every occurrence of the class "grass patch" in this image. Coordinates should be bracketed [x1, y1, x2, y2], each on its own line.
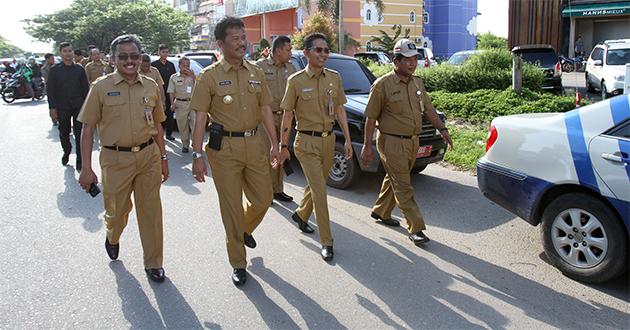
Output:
[443, 124, 488, 171]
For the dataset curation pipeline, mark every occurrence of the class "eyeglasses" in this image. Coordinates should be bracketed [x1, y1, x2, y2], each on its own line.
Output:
[116, 53, 141, 61]
[310, 47, 330, 54]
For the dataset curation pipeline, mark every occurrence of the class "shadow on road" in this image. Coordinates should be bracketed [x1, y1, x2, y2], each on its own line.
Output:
[1, 99, 48, 108]
[148, 274, 203, 329]
[57, 167, 102, 232]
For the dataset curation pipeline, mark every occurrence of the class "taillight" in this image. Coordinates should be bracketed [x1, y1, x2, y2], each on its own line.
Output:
[554, 61, 562, 77]
[486, 125, 498, 152]
[425, 58, 430, 68]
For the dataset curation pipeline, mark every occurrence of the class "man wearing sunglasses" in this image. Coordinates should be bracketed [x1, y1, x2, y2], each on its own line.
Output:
[78, 34, 170, 283]
[360, 39, 453, 246]
[190, 17, 279, 286]
[278, 33, 353, 261]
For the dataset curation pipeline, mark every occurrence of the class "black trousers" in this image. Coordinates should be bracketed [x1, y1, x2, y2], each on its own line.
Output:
[163, 86, 175, 136]
[58, 107, 82, 162]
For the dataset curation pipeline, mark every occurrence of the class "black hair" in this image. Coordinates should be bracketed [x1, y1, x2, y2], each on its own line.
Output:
[74, 49, 82, 56]
[58, 42, 72, 51]
[304, 33, 327, 50]
[214, 16, 245, 42]
[272, 36, 292, 54]
[158, 44, 168, 51]
[141, 54, 151, 62]
[110, 34, 142, 56]
[44, 53, 54, 60]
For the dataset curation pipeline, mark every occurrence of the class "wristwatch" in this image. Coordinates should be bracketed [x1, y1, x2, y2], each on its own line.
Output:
[192, 151, 204, 159]
[160, 154, 169, 161]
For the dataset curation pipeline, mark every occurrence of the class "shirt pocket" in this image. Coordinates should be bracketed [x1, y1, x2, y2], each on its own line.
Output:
[386, 91, 405, 114]
[103, 95, 125, 121]
[214, 86, 237, 109]
[299, 89, 316, 103]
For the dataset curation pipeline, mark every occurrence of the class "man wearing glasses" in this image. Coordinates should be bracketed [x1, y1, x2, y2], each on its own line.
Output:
[278, 33, 353, 261]
[78, 34, 170, 283]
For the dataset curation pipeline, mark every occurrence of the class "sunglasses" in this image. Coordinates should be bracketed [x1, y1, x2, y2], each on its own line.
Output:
[310, 47, 330, 54]
[116, 53, 141, 61]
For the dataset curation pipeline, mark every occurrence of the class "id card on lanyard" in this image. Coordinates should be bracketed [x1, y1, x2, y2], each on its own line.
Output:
[327, 89, 334, 116]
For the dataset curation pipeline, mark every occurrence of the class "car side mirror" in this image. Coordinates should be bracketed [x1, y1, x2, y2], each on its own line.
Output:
[594, 60, 603, 66]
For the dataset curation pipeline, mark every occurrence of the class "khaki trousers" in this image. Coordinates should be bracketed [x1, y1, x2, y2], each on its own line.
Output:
[206, 135, 273, 268]
[260, 113, 284, 194]
[174, 101, 195, 148]
[372, 132, 426, 233]
[100, 142, 164, 268]
[294, 132, 335, 246]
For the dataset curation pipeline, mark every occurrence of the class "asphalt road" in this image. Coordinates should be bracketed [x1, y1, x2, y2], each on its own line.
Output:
[0, 99, 628, 329]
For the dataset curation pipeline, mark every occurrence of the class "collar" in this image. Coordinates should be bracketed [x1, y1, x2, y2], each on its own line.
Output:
[305, 65, 325, 78]
[113, 71, 144, 86]
[391, 70, 411, 84]
[267, 56, 286, 68]
[219, 57, 254, 74]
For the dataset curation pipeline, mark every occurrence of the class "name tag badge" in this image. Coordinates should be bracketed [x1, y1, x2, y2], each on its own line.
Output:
[144, 108, 154, 125]
[107, 91, 120, 96]
[219, 80, 232, 86]
[302, 88, 313, 93]
[186, 86, 192, 94]
[248, 80, 261, 85]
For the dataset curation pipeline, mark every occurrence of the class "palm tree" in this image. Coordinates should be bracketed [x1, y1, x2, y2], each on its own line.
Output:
[369, 24, 411, 54]
[303, 0, 384, 22]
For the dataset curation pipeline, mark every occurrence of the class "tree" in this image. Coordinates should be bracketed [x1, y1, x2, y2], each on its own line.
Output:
[292, 12, 339, 52]
[0, 35, 24, 57]
[477, 32, 508, 50]
[369, 24, 410, 54]
[24, 0, 193, 54]
[305, 0, 384, 20]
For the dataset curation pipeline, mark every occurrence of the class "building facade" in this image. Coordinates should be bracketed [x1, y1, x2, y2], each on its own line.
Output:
[359, 0, 424, 52]
[424, 0, 478, 58]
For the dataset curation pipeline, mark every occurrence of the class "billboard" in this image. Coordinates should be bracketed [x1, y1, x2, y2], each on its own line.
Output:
[233, 0, 299, 17]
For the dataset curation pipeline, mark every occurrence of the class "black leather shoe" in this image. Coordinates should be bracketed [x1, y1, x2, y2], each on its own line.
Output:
[61, 153, 70, 166]
[273, 192, 293, 202]
[232, 268, 247, 286]
[409, 231, 430, 245]
[182, 147, 189, 153]
[165, 135, 175, 141]
[145, 268, 166, 282]
[105, 237, 119, 260]
[291, 212, 314, 233]
[76, 161, 82, 172]
[244, 233, 256, 249]
[371, 212, 400, 227]
[321, 245, 334, 261]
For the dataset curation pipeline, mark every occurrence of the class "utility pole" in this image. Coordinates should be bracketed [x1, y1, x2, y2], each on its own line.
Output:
[338, 0, 344, 54]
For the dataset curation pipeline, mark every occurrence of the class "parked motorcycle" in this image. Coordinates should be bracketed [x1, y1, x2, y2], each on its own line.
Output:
[559, 55, 586, 73]
[1, 73, 46, 103]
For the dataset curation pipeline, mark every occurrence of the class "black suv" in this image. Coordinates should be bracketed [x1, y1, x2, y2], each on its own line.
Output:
[288, 51, 447, 189]
[511, 44, 562, 93]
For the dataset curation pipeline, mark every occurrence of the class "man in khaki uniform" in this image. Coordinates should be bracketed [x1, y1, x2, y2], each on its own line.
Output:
[85, 48, 113, 85]
[255, 36, 296, 202]
[279, 33, 353, 261]
[139, 54, 164, 89]
[78, 34, 170, 282]
[360, 39, 453, 245]
[167, 57, 196, 153]
[190, 17, 279, 287]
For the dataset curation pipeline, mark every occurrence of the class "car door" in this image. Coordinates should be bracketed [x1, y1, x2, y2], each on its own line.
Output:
[588, 47, 605, 88]
[589, 119, 630, 202]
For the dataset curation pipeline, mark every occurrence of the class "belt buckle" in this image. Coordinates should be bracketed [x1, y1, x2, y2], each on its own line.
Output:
[131, 146, 141, 152]
[244, 130, 254, 137]
[321, 131, 329, 137]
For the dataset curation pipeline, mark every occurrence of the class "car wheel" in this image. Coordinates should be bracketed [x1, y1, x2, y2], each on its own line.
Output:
[541, 193, 627, 283]
[585, 73, 595, 93]
[1, 89, 15, 103]
[327, 142, 359, 189]
[562, 62, 573, 73]
[601, 81, 608, 99]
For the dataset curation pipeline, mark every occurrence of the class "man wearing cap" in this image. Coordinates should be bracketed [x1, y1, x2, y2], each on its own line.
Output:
[278, 33, 352, 261]
[255, 35, 296, 202]
[167, 56, 196, 153]
[360, 39, 453, 245]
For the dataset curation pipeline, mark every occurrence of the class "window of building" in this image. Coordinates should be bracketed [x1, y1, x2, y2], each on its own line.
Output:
[366, 9, 372, 21]
[378, 13, 384, 23]
[366, 41, 372, 51]
[410, 11, 416, 23]
[423, 11, 429, 24]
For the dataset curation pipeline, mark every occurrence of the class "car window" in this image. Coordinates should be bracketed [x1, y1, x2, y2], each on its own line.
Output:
[606, 48, 630, 65]
[189, 57, 214, 68]
[290, 57, 302, 71]
[417, 51, 426, 60]
[609, 121, 630, 139]
[324, 58, 374, 94]
[591, 47, 604, 61]
[448, 53, 470, 65]
[516, 49, 558, 67]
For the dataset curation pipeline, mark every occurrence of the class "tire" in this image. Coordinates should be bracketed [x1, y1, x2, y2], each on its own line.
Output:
[327, 142, 359, 189]
[562, 62, 573, 73]
[601, 81, 608, 100]
[413, 164, 427, 173]
[1, 88, 15, 103]
[541, 193, 628, 283]
[585, 72, 595, 93]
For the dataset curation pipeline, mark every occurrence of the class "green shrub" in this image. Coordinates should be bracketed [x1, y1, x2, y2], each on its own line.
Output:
[443, 125, 488, 171]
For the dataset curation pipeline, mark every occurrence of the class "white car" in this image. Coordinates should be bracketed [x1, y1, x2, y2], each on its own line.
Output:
[477, 94, 630, 283]
[417, 47, 438, 68]
[585, 39, 630, 99]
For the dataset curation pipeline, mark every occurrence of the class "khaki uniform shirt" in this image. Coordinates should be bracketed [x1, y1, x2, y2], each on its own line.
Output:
[80, 58, 91, 68]
[189, 58, 272, 132]
[78, 72, 165, 147]
[281, 66, 346, 132]
[85, 60, 113, 85]
[255, 56, 296, 113]
[166, 73, 195, 100]
[364, 71, 431, 136]
[140, 66, 164, 88]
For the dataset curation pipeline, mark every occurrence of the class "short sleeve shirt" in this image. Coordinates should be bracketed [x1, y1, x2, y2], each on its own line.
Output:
[255, 57, 296, 112]
[189, 58, 272, 132]
[167, 73, 195, 99]
[280, 66, 346, 132]
[85, 60, 113, 85]
[364, 71, 432, 136]
[78, 72, 166, 147]
[140, 67, 164, 88]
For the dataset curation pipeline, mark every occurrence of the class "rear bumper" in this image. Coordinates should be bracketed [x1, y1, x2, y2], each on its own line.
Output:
[542, 77, 563, 91]
[477, 159, 552, 225]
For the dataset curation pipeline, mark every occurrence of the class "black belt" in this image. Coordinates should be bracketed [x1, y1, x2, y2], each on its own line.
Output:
[381, 132, 415, 139]
[223, 128, 257, 137]
[176, 98, 191, 101]
[104, 138, 154, 152]
[298, 130, 332, 137]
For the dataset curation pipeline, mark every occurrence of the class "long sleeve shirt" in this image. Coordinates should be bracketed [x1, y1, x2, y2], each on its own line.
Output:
[47, 62, 89, 110]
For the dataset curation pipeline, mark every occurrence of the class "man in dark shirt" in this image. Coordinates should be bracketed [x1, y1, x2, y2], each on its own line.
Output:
[151, 44, 176, 141]
[47, 42, 90, 172]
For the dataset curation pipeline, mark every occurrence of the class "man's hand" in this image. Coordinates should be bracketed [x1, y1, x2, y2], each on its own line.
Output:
[279, 146, 291, 165]
[78, 167, 98, 193]
[161, 160, 170, 183]
[441, 130, 454, 150]
[192, 158, 207, 183]
[50, 108, 58, 121]
[344, 140, 353, 160]
[360, 144, 374, 167]
[171, 101, 176, 112]
[269, 145, 280, 169]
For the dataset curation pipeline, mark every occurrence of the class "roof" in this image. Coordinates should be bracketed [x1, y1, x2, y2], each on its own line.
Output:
[511, 44, 556, 52]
